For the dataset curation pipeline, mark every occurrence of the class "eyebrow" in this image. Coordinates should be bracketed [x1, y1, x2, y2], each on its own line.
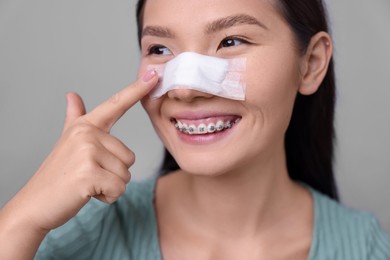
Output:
[205, 14, 268, 34]
[141, 14, 267, 39]
[142, 26, 175, 38]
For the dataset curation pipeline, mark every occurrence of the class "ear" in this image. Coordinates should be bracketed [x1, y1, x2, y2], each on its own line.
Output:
[298, 32, 333, 95]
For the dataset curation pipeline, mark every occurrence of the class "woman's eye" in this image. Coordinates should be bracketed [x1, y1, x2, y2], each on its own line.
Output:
[147, 45, 172, 56]
[218, 37, 247, 49]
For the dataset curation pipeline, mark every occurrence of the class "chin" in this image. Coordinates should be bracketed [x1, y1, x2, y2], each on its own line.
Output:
[173, 153, 241, 178]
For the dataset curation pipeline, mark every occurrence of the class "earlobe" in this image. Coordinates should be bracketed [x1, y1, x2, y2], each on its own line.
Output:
[298, 32, 333, 95]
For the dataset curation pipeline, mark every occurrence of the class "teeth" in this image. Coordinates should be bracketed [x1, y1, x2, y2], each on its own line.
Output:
[188, 124, 196, 134]
[216, 121, 224, 131]
[175, 119, 240, 135]
[182, 123, 188, 130]
[198, 124, 207, 134]
[207, 123, 216, 133]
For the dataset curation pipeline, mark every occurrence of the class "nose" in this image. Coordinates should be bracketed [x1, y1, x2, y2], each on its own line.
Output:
[167, 88, 214, 102]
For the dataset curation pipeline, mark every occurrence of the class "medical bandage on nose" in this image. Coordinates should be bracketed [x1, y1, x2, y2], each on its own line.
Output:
[148, 52, 247, 100]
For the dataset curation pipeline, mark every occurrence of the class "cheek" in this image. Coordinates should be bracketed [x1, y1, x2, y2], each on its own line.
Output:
[141, 98, 160, 122]
[141, 95, 166, 141]
[243, 54, 300, 128]
[244, 49, 300, 102]
[137, 60, 149, 79]
[245, 77, 296, 110]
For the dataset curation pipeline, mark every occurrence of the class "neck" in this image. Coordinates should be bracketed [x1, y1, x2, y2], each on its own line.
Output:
[159, 145, 307, 240]
[186, 157, 294, 236]
[155, 144, 314, 258]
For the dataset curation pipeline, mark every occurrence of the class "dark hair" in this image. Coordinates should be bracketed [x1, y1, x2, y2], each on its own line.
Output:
[136, 0, 338, 200]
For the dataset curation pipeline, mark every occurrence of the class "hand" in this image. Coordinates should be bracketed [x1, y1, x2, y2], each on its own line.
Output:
[0, 69, 158, 237]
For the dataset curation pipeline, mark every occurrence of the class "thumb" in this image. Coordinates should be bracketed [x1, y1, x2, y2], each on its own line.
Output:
[63, 92, 86, 131]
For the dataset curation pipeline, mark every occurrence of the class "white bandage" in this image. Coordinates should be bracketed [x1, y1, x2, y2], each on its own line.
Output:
[148, 52, 246, 100]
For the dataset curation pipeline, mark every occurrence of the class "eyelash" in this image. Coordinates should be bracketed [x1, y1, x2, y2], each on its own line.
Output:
[146, 36, 250, 56]
[217, 36, 250, 50]
[146, 45, 172, 56]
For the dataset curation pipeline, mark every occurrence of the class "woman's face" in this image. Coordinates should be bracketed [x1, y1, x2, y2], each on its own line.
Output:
[139, 0, 305, 176]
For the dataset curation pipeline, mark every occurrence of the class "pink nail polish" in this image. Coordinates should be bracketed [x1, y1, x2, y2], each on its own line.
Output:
[142, 69, 157, 82]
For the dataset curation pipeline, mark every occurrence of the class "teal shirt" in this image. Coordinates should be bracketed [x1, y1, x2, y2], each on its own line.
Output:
[35, 178, 390, 259]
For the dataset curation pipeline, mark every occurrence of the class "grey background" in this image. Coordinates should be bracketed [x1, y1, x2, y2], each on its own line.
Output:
[0, 1, 389, 232]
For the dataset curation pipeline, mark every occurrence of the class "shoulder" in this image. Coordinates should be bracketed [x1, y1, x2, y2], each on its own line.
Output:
[309, 188, 390, 260]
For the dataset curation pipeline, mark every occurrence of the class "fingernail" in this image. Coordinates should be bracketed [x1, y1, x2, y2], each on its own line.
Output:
[142, 69, 157, 82]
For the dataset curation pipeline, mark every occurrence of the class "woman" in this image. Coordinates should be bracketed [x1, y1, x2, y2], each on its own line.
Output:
[0, 0, 389, 259]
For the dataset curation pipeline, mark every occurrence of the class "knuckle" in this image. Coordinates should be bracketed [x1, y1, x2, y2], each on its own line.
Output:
[75, 163, 98, 186]
[127, 171, 132, 183]
[100, 121, 114, 133]
[67, 122, 96, 139]
[105, 183, 126, 203]
[124, 150, 136, 167]
[70, 145, 101, 168]
[112, 177, 127, 196]
[80, 158, 99, 173]
[116, 182, 127, 196]
[78, 143, 100, 158]
[102, 175, 127, 201]
[119, 163, 130, 176]
[122, 170, 131, 183]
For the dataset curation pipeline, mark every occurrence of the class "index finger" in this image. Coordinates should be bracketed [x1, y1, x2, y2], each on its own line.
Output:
[84, 70, 158, 132]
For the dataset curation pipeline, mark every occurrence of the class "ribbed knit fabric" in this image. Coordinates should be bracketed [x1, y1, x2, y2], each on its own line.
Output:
[35, 178, 390, 260]
[35, 178, 161, 260]
[307, 187, 390, 259]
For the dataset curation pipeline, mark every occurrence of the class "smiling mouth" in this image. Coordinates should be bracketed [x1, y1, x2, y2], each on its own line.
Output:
[172, 117, 241, 135]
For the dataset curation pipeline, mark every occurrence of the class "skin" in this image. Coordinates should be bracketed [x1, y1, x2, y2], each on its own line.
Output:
[0, 71, 159, 259]
[140, 0, 332, 259]
[0, 0, 332, 259]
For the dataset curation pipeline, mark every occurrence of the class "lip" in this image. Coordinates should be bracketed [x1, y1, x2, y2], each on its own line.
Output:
[178, 129, 236, 144]
[170, 110, 242, 123]
[171, 110, 240, 120]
